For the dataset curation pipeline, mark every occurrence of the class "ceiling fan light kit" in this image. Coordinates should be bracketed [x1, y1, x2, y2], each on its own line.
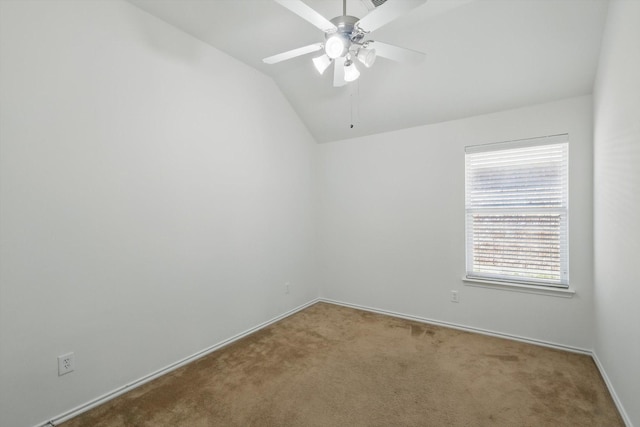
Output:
[325, 34, 348, 59]
[343, 58, 361, 82]
[264, 0, 427, 87]
[312, 54, 333, 74]
[357, 47, 376, 67]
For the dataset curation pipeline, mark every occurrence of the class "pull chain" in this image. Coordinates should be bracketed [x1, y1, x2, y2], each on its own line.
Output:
[350, 92, 353, 128]
[349, 80, 359, 129]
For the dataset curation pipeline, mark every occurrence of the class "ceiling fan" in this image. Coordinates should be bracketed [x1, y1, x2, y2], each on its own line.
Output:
[263, 0, 427, 87]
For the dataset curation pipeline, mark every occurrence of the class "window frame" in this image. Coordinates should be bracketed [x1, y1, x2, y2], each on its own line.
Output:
[464, 134, 570, 290]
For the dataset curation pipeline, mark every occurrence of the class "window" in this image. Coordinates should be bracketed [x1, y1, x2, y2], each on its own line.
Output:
[465, 134, 569, 288]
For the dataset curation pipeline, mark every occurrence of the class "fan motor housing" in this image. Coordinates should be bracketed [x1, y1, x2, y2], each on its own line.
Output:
[327, 15, 362, 42]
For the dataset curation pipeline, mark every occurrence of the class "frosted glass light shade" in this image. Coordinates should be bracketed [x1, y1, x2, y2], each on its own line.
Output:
[344, 61, 360, 82]
[357, 48, 376, 68]
[325, 35, 347, 59]
[312, 54, 332, 75]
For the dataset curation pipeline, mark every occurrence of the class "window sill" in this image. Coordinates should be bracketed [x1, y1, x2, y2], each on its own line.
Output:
[462, 277, 576, 298]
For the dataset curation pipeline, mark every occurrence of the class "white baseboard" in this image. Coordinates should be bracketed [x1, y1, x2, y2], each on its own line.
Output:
[592, 352, 634, 427]
[37, 298, 320, 427]
[320, 298, 591, 354]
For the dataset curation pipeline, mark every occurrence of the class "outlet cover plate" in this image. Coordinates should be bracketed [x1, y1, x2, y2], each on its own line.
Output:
[451, 290, 459, 303]
[58, 352, 75, 376]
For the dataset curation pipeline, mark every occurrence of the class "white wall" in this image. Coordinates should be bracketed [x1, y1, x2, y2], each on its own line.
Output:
[0, 1, 318, 426]
[593, 1, 640, 426]
[318, 96, 594, 350]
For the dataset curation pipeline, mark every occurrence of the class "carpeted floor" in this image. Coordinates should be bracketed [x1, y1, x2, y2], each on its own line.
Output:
[62, 302, 623, 426]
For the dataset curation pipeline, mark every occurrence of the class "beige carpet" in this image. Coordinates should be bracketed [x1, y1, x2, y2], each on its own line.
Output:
[62, 302, 623, 426]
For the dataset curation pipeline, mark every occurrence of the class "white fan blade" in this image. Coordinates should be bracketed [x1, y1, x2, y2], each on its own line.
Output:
[333, 57, 347, 87]
[263, 43, 323, 64]
[372, 41, 425, 65]
[356, 0, 427, 32]
[274, 0, 337, 32]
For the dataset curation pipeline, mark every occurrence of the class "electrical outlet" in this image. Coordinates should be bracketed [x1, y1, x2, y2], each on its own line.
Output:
[451, 290, 459, 303]
[285, 282, 290, 294]
[58, 352, 75, 376]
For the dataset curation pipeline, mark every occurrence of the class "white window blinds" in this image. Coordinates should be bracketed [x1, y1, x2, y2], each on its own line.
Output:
[465, 134, 569, 288]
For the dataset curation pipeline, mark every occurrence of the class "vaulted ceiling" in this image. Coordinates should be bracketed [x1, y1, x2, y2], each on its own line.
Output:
[128, 0, 609, 143]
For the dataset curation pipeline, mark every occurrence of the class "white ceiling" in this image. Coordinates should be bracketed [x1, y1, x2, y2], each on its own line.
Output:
[127, 0, 609, 143]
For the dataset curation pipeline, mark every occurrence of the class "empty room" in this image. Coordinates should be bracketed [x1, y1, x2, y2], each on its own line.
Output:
[0, 0, 638, 426]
